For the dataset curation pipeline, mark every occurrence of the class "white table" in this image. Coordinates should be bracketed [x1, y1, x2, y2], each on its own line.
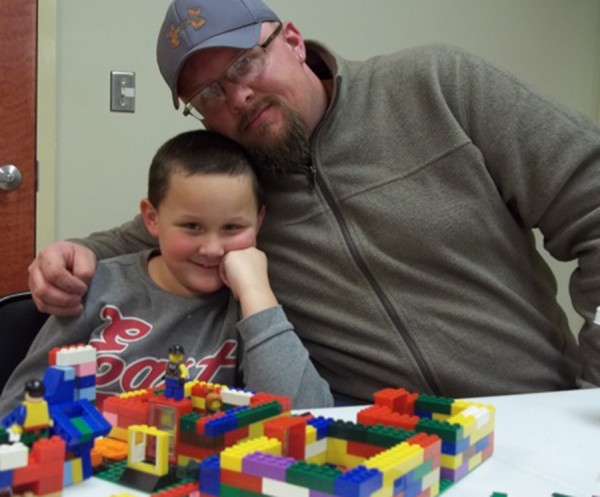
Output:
[64, 388, 600, 497]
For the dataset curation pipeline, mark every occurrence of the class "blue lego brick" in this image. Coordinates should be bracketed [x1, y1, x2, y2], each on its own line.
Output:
[306, 416, 334, 440]
[334, 465, 383, 497]
[0, 470, 13, 489]
[43, 366, 75, 405]
[475, 433, 491, 452]
[441, 436, 471, 455]
[74, 375, 95, 388]
[199, 455, 220, 495]
[204, 412, 239, 436]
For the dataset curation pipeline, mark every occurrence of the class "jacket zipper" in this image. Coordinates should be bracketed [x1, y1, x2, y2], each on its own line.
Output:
[310, 163, 442, 395]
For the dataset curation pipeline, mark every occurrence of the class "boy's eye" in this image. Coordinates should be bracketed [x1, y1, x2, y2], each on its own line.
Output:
[183, 223, 202, 231]
[223, 224, 243, 232]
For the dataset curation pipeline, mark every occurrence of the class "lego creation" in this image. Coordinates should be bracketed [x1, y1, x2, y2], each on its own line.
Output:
[0, 344, 495, 497]
[0, 344, 111, 495]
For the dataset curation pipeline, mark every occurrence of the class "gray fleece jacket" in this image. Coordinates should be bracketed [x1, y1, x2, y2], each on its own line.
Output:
[69, 44, 600, 402]
[0, 250, 333, 417]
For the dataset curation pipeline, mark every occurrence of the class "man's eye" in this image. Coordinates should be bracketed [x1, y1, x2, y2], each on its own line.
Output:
[200, 83, 223, 102]
[232, 56, 255, 76]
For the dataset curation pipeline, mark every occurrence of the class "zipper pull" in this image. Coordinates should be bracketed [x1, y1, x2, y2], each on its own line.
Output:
[308, 163, 317, 188]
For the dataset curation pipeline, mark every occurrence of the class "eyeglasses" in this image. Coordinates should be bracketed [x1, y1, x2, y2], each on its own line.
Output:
[182, 23, 283, 121]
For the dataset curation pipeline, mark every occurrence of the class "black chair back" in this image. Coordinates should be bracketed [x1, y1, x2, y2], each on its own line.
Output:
[0, 292, 49, 392]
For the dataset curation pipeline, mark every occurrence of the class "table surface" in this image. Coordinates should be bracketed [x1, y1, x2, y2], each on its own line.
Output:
[63, 388, 600, 497]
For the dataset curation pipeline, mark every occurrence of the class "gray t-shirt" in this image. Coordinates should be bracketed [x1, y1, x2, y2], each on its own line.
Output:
[0, 250, 332, 416]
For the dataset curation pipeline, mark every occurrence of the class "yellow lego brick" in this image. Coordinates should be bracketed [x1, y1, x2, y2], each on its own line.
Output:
[468, 450, 483, 470]
[469, 420, 495, 445]
[220, 436, 281, 472]
[305, 452, 328, 465]
[305, 424, 317, 444]
[109, 425, 128, 441]
[69, 457, 83, 483]
[326, 437, 366, 468]
[118, 389, 149, 399]
[450, 399, 475, 415]
[127, 424, 170, 476]
[447, 413, 477, 437]
[422, 467, 441, 491]
[364, 442, 424, 484]
[440, 452, 463, 470]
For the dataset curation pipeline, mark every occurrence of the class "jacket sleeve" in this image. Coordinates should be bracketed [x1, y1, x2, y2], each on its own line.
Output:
[70, 214, 158, 261]
[236, 305, 334, 409]
[437, 46, 600, 384]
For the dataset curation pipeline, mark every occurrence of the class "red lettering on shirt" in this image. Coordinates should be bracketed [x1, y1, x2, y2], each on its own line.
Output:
[90, 305, 238, 398]
[91, 305, 152, 352]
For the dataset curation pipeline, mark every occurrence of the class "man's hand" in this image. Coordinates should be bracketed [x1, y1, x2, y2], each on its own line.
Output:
[28, 241, 97, 316]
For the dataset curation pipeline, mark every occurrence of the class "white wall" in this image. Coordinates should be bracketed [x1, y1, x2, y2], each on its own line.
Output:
[38, 0, 600, 332]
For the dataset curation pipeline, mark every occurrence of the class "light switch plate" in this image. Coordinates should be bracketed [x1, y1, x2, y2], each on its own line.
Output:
[110, 71, 135, 112]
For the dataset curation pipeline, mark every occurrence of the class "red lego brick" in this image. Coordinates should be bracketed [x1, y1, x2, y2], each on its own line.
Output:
[221, 468, 262, 493]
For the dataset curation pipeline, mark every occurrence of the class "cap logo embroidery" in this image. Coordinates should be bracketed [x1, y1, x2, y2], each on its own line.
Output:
[166, 8, 207, 48]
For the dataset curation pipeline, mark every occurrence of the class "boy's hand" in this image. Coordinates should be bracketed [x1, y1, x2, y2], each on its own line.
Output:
[220, 247, 278, 318]
[28, 241, 97, 316]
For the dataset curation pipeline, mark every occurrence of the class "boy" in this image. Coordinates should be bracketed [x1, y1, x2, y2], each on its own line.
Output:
[0, 130, 333, 416]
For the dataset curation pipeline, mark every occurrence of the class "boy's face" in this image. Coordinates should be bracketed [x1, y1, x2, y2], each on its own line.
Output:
[141, 171, 264, 297]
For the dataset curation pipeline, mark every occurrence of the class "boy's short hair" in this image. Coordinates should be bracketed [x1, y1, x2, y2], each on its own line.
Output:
[148, 130, 263, 209]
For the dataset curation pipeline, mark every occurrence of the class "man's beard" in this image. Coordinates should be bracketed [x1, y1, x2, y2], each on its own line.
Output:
[241, 97, 312, 185]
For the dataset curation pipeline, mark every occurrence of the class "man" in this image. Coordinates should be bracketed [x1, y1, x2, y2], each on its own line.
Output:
[28, 0, 600, 403]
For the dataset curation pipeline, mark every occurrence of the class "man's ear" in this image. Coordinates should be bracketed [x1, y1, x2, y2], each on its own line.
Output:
[140, 198, 160, 238]
[281, 21, 306, 62]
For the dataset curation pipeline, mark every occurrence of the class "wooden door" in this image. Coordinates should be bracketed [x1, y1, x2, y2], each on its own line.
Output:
[0, 0, 37, 295]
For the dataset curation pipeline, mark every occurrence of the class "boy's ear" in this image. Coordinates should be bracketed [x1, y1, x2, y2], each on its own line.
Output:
[257, 205, 266, 231]
[140, 198, 160, 238]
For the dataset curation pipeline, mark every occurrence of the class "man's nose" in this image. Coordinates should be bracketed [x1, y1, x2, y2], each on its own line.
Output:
[222, 79, 254, 110]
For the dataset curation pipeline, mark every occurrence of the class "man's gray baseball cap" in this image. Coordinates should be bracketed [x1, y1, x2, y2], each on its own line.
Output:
[157, 0, 280, 109]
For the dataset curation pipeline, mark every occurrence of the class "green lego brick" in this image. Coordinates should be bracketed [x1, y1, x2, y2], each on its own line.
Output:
[415, 418, 463, 442]
[411, 459, 433, 481]
[366, 424, 417, 448]
[327, 420, 370, 443]
[439, 478, 454, 494]
[235, 401, 282, 427]
[71, 416, 95, 442]
[219, 483, 247, 497]
[179, 412, 202, 432]
[95, 460, 128, 483]
[415, 394, 454, 415]
[0, 428, 9, 444]
[286, 460, 343, 493]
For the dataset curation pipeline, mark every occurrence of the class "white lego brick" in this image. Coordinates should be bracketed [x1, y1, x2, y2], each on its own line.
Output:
[263, 477, 310, 497]
[0, 442, 28, 470]
[304, 437, 327, 460]
[55, 345, 96, 366]
[220, 387, 253, 406]
[462, 405, 491, 429]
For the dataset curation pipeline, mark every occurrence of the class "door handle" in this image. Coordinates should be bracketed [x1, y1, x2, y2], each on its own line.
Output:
[0, 164, 23, 191]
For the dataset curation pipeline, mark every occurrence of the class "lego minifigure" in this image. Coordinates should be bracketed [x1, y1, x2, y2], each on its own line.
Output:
[163, 345, 188, 401]
[1, 379, 53, 446]
[206, 390, 222, 413]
